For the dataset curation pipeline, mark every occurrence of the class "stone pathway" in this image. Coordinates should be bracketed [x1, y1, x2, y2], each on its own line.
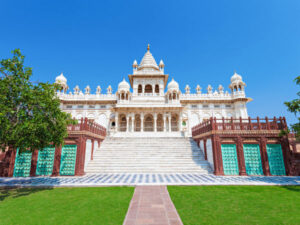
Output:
[0, 173, 300, 187]
[123, 186, 183, 225]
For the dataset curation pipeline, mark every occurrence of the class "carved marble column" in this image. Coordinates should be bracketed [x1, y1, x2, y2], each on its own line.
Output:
[131, 114, 135, 132]
[179, 112, 182, 132]
[168, 114, 171, 132]
[163, 114, 166, 132]
[141, 113, 144, 132]
[115, 112, 118, 132]
[154, 113, 157, 132]
[126, 115, 129, 132]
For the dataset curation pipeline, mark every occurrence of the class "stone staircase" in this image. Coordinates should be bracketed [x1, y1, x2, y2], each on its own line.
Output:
[85, 137, 213, 174]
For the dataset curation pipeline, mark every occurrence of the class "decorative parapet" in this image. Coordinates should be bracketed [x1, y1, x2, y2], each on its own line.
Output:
[181, 91, 246, 101]
[57, 92, 117, 101]
[67, 117, 106, 138]
[192, 117, 288, 137]
[57, 88, 247, 102]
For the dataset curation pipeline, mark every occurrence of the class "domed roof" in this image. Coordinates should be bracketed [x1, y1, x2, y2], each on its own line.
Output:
[167, 78, 179, 91]
[118, 78, 130, 92]
[231, 71, 242, 83]
[55, 73, 67, 84]
[138, 44, 159, 71]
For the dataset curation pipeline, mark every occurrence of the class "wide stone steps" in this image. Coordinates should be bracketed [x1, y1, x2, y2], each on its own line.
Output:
[85, 137, 213, 174]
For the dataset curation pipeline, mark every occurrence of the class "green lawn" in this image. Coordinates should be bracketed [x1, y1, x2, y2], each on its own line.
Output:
[168, 186, 300, 225]
[0, 187, 134, 225]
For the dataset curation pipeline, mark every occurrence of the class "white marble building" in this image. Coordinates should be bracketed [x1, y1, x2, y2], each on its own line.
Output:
[55, 45, 251, 137]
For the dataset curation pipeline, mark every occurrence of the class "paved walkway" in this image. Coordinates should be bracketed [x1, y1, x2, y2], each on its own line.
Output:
[123, 186, 183, 225]
[1, 173, 300, 187]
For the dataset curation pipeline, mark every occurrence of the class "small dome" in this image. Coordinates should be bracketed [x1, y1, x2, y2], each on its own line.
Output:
[167, 78, 179, 91]
[231, 71, 242, 83]
[118, 78, 130, 92]
[55, 73, 67, 84]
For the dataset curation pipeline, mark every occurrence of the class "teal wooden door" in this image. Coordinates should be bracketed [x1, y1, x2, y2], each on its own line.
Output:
[266, 144, 286, 175]
[243, 144, 263, 175]
[13, 149, 32, 177]
[60, 145, 77, 175]
[221, 144, 239, 175]
[36, 146, 56, 176]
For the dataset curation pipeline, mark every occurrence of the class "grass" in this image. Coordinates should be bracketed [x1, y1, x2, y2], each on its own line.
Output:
[0, 187, 134, 225]
[168, 186, 300, 225]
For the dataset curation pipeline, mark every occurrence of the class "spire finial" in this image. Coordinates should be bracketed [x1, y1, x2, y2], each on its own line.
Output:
[147, 44, 150, 51]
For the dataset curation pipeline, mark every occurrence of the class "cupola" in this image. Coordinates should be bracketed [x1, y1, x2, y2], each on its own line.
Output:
[118, 78, 130, 92]
[167, 78, 179, 92]
[229, 71, 246, 92]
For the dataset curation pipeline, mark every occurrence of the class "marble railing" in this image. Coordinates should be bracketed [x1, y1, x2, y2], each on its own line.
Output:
[57, 91, 246, 101]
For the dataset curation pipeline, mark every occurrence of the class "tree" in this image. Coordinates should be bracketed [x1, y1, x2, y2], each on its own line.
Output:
[284, 76, 300, 139]
[0, 49, 75, 152]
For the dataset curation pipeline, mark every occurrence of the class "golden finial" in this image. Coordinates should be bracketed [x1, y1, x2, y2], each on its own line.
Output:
[147, 44, 150, 51]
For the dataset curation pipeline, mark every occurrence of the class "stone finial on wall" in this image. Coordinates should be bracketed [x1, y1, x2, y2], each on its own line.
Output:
[196, 85, 202, 94]
[107, 85, 112, 94]
[96, 85, 101, 94]
[218, 85, 224, 94]
[74, 85, 80, 95]
[85, 85, 91, 95]
[207, 85, 212, 94]
[185, 85, 190, 94]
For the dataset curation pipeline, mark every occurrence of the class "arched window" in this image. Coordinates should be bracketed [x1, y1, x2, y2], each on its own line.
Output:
[173, 92, 177, 99]
[155, 84, 159, 93]
[145, 84, 152, 93]
[138, 85, 142, 93]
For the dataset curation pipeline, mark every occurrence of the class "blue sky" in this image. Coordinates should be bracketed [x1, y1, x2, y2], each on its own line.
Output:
[1, 0, 299, 124]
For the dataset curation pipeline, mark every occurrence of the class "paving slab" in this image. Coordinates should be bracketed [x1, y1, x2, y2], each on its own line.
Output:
[0, 173, 300, 187]
[123, 186, 183, 225]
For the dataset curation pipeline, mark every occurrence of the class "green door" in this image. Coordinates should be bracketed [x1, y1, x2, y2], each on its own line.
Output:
[243, 144, 263, 175]
[60, 145, 77, 175]
[221, 144, 239, 175]
[13, 149, 32, 177]
[36, 146, 56, 176]
[266, 144, 286, 175]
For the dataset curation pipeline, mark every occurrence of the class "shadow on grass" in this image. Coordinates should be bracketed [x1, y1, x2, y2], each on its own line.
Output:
[0, 187, 53, 201]
[280, 185, 300, 192]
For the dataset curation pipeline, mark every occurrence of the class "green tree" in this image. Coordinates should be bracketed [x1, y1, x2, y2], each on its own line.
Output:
[284, 76, 300, 139]
[0, 49, 75, 152]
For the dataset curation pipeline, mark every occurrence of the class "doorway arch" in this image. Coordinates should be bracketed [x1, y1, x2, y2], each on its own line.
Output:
[144, 114, 154, 132]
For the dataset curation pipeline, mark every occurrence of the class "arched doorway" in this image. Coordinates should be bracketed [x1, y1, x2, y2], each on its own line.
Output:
[145, 84, 152, 93]
[135, 114, 141, 132]
[138, 85, 142, 93]
[157, 114, 163, 131]
[119, 114, 127, 132]
[155, 84, 159, 93]
[144, 114, 154, 132]
[171, 114, 179, 131]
